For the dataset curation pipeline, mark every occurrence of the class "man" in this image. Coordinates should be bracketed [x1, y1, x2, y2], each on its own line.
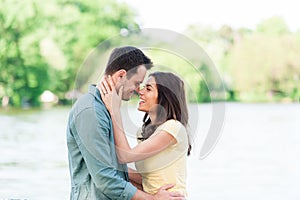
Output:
[66, 46, 184, 199]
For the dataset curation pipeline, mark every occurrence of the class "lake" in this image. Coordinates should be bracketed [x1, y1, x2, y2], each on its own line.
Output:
[0, 103, 299, 199]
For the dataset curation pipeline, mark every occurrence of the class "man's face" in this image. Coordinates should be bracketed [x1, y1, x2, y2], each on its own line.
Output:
[121, 65, 147, 101]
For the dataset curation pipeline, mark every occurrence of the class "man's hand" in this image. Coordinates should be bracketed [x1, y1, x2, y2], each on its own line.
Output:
[153, 184, 185, 200]
[131, 184, 185, 200]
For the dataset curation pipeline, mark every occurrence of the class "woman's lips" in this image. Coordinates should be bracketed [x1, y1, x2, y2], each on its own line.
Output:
[139, 99, 145, 105]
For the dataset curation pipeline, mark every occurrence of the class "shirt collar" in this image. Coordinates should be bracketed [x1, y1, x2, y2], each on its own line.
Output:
[88, 84, 103, 103]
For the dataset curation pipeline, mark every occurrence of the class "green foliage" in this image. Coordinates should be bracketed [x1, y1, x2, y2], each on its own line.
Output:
[256, 16, 290, 35]
[226, 33, 300, 102]
[184, 25, 233, 102]
[1, 3, 299, 107]
[186, 17, 300, 102]
[0, 0, 138, 107]
[0, 0, 49, 107]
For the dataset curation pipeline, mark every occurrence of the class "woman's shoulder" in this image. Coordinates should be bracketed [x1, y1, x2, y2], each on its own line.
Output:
[158, 119, 186, 138]
[161, 119, 185, 129]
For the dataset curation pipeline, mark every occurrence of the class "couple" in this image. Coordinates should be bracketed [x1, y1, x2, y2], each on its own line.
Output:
[66, 46, 192, 200]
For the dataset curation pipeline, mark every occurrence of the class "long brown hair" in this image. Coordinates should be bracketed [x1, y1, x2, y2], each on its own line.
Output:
[141, 72, 192, 155]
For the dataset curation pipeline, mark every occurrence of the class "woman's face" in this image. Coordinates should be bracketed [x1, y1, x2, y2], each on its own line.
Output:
[137, 76, 158, 112]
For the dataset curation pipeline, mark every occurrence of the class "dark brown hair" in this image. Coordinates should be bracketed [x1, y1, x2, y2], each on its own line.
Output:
[105, 46, 153, 78]
[141, 72, 192, 156]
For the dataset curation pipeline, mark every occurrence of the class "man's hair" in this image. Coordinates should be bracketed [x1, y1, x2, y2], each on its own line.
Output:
[105, 46, 153, 77]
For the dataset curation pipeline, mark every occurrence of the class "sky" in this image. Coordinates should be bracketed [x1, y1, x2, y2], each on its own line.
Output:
[121, 0, 299, 32]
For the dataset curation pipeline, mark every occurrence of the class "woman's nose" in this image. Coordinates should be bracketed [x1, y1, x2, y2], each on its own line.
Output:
[135, 87, 140, 94]
[138, 87, 145, 95]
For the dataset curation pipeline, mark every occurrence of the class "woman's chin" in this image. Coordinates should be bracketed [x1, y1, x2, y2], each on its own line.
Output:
[137, 107, 146, 112]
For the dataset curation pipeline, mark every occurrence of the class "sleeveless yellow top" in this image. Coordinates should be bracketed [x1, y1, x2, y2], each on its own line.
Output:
[135, 120, 188, 197]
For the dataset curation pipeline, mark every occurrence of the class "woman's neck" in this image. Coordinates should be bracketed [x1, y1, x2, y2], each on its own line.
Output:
[148, 110, 157, 124]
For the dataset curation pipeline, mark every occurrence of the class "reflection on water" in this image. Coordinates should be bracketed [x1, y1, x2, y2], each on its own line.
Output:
[0, 108, 70, 200]
[0, 103, 299, 199]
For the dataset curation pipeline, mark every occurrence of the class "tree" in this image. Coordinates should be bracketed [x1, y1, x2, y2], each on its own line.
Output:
[256, 16, 290, 35]
[0, 0, 139, 107]
[227, 32, 300, 101]
[0, 0, 49, 107]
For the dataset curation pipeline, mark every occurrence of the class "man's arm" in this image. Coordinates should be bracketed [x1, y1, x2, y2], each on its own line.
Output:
[75, 108, 185, 200]
[128, 168, 143, 190]
[74, 108, 136, 200]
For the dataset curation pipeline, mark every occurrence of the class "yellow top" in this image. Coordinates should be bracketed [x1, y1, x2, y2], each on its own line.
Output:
[135, 119, 188, 197]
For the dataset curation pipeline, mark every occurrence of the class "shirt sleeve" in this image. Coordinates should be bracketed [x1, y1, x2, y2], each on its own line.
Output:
[159, 120, 185, 143]
[73, 107, 137, 200]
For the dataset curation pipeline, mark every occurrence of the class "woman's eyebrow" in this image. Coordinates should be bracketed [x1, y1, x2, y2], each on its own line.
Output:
[146, 84, 154, 88]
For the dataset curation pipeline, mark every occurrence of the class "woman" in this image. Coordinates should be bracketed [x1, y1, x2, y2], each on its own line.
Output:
[99, 72, 191, 197]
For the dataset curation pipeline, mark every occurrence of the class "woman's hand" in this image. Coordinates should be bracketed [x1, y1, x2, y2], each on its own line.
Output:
[97, 75, 123, 114]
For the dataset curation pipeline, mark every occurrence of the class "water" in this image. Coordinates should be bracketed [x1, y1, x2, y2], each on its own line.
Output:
[0, 103, 299, 199]
[0, 108, 69, 199]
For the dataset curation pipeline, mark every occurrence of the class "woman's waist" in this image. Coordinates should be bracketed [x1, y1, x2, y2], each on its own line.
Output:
[143, 178, 187, 197]
[141, 171, 187, 196]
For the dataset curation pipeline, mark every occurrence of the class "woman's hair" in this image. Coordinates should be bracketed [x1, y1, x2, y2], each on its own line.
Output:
[141, 72, 192, 156]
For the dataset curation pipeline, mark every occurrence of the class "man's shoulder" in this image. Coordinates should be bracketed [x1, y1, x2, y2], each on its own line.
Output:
[72, 92, 94, 111]
[69, 89, 109, 121]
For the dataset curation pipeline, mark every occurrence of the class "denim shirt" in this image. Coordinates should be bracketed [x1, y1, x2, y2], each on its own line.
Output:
[66, 85, 137, 200]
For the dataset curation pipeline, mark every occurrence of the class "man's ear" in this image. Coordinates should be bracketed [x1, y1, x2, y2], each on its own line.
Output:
[116, 69, 127, 80]
[111, 69, 127, 88]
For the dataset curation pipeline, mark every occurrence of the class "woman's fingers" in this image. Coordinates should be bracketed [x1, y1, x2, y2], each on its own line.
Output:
[98, 83, 105, 98]
[97, 75, 121, 102]
[102, 77, 111, 93]
[97, 77, 108, 95]
[107, 75, 115, 90]
[99, 82, 108, 96]
[159, 183, 175, 191]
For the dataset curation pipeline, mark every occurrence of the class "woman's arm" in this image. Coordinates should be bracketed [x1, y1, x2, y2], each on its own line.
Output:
[110, 106, 176, 164]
